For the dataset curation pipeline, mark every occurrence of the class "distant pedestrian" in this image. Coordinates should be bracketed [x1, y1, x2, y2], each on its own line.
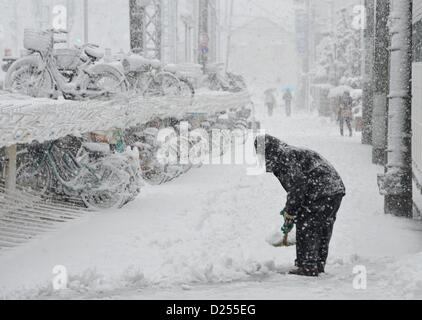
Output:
[264, 89, 277, 117]
[283, 88, 293, 117]
[339, 91, 353, 137]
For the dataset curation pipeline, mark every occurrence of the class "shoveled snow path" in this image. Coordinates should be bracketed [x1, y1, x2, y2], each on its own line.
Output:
[1, 110, 422, 299]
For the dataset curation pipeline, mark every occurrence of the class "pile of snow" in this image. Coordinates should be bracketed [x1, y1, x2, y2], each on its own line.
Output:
[385, 253, 422, 299]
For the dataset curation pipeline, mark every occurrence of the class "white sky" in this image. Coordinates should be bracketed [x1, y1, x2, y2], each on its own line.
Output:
[231, 0, 295, 31]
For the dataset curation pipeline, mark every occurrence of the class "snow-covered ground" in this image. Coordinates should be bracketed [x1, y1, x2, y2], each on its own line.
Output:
[1, 102, 422, 300]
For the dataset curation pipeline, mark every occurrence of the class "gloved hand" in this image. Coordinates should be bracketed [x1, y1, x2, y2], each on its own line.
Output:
[280, 210, 295, 234]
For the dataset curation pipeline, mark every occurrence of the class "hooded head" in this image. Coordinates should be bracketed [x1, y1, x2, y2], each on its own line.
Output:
[254, 134, 289, 173]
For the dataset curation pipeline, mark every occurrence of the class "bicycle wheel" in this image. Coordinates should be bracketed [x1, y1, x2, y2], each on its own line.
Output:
[80, 164, 126, 210]
[144, 72, 181, 98]
[5, 56, 54, 98]
[83, 64, 129, 98]
[16, 161, 52, 195]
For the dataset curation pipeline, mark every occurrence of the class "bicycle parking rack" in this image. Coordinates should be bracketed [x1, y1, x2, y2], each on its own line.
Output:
[0, 89, 252, 251]
[0, 182, 87, 252]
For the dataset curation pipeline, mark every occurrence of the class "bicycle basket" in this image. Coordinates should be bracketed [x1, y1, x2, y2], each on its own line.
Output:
[54, 49, 82, 70]
[23, 29, 52, 54]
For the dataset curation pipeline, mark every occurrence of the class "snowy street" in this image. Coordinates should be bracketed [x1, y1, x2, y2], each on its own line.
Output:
[1, 105, 422, 300]
[2, 0, 422, 306]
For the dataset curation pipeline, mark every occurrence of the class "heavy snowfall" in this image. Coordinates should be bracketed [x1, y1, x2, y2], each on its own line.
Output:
[0, 0, 422, 300]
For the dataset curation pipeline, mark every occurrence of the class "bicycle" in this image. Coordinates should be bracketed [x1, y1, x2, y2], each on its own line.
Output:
[202, 63, 247, 93]
[16, 139, 141, 210]
[121, 55, 182, 98]
[5, 29, 129, 100]
[123, 118, 196, 185]
[163, 64, 196, 100]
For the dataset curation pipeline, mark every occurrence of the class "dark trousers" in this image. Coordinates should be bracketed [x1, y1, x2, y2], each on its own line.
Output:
[285, 101, 292, 117]
[266, 103, 274, 117]
[339, 114, 352, 136]
[295, 194, 343, 270]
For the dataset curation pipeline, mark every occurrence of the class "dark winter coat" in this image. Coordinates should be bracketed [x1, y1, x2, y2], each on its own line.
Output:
[283, 91, 293, 102]
[256, 135, 346, 217]
[339, 94, 353, 119]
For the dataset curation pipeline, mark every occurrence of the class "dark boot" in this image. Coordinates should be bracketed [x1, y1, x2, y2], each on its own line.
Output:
[289, 267, 318, 277]
[317, 263, 325, 274]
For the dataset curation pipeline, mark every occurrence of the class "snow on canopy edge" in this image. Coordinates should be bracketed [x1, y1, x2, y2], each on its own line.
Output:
[0, 90, 251, 148]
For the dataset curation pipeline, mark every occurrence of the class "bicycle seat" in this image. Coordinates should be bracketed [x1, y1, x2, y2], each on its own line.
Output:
[149, 59, 161, 69]
[164, 64, 177, 73]
[124, 56, 161, 71]
[85, 46, 104, 60]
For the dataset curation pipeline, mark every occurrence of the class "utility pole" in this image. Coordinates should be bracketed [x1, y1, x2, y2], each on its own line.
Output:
[225, 0, 234, 73]
[381, 0, 413, 217]
[83, 0, 88, 43]
[216, 0, 221, 62]
[209, 0, 217, 64]
[362, 0, 375, 145]
[182, 16, 193, 62]
[198, 0, 209, 72]
[371, 0, 390, 165]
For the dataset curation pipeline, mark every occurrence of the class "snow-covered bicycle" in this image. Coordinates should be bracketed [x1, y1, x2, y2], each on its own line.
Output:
[121, 55, 183, 98]
[16, 139, 141, 210]
[124, 123, 193, 185]
[5, 29, 129, 100]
